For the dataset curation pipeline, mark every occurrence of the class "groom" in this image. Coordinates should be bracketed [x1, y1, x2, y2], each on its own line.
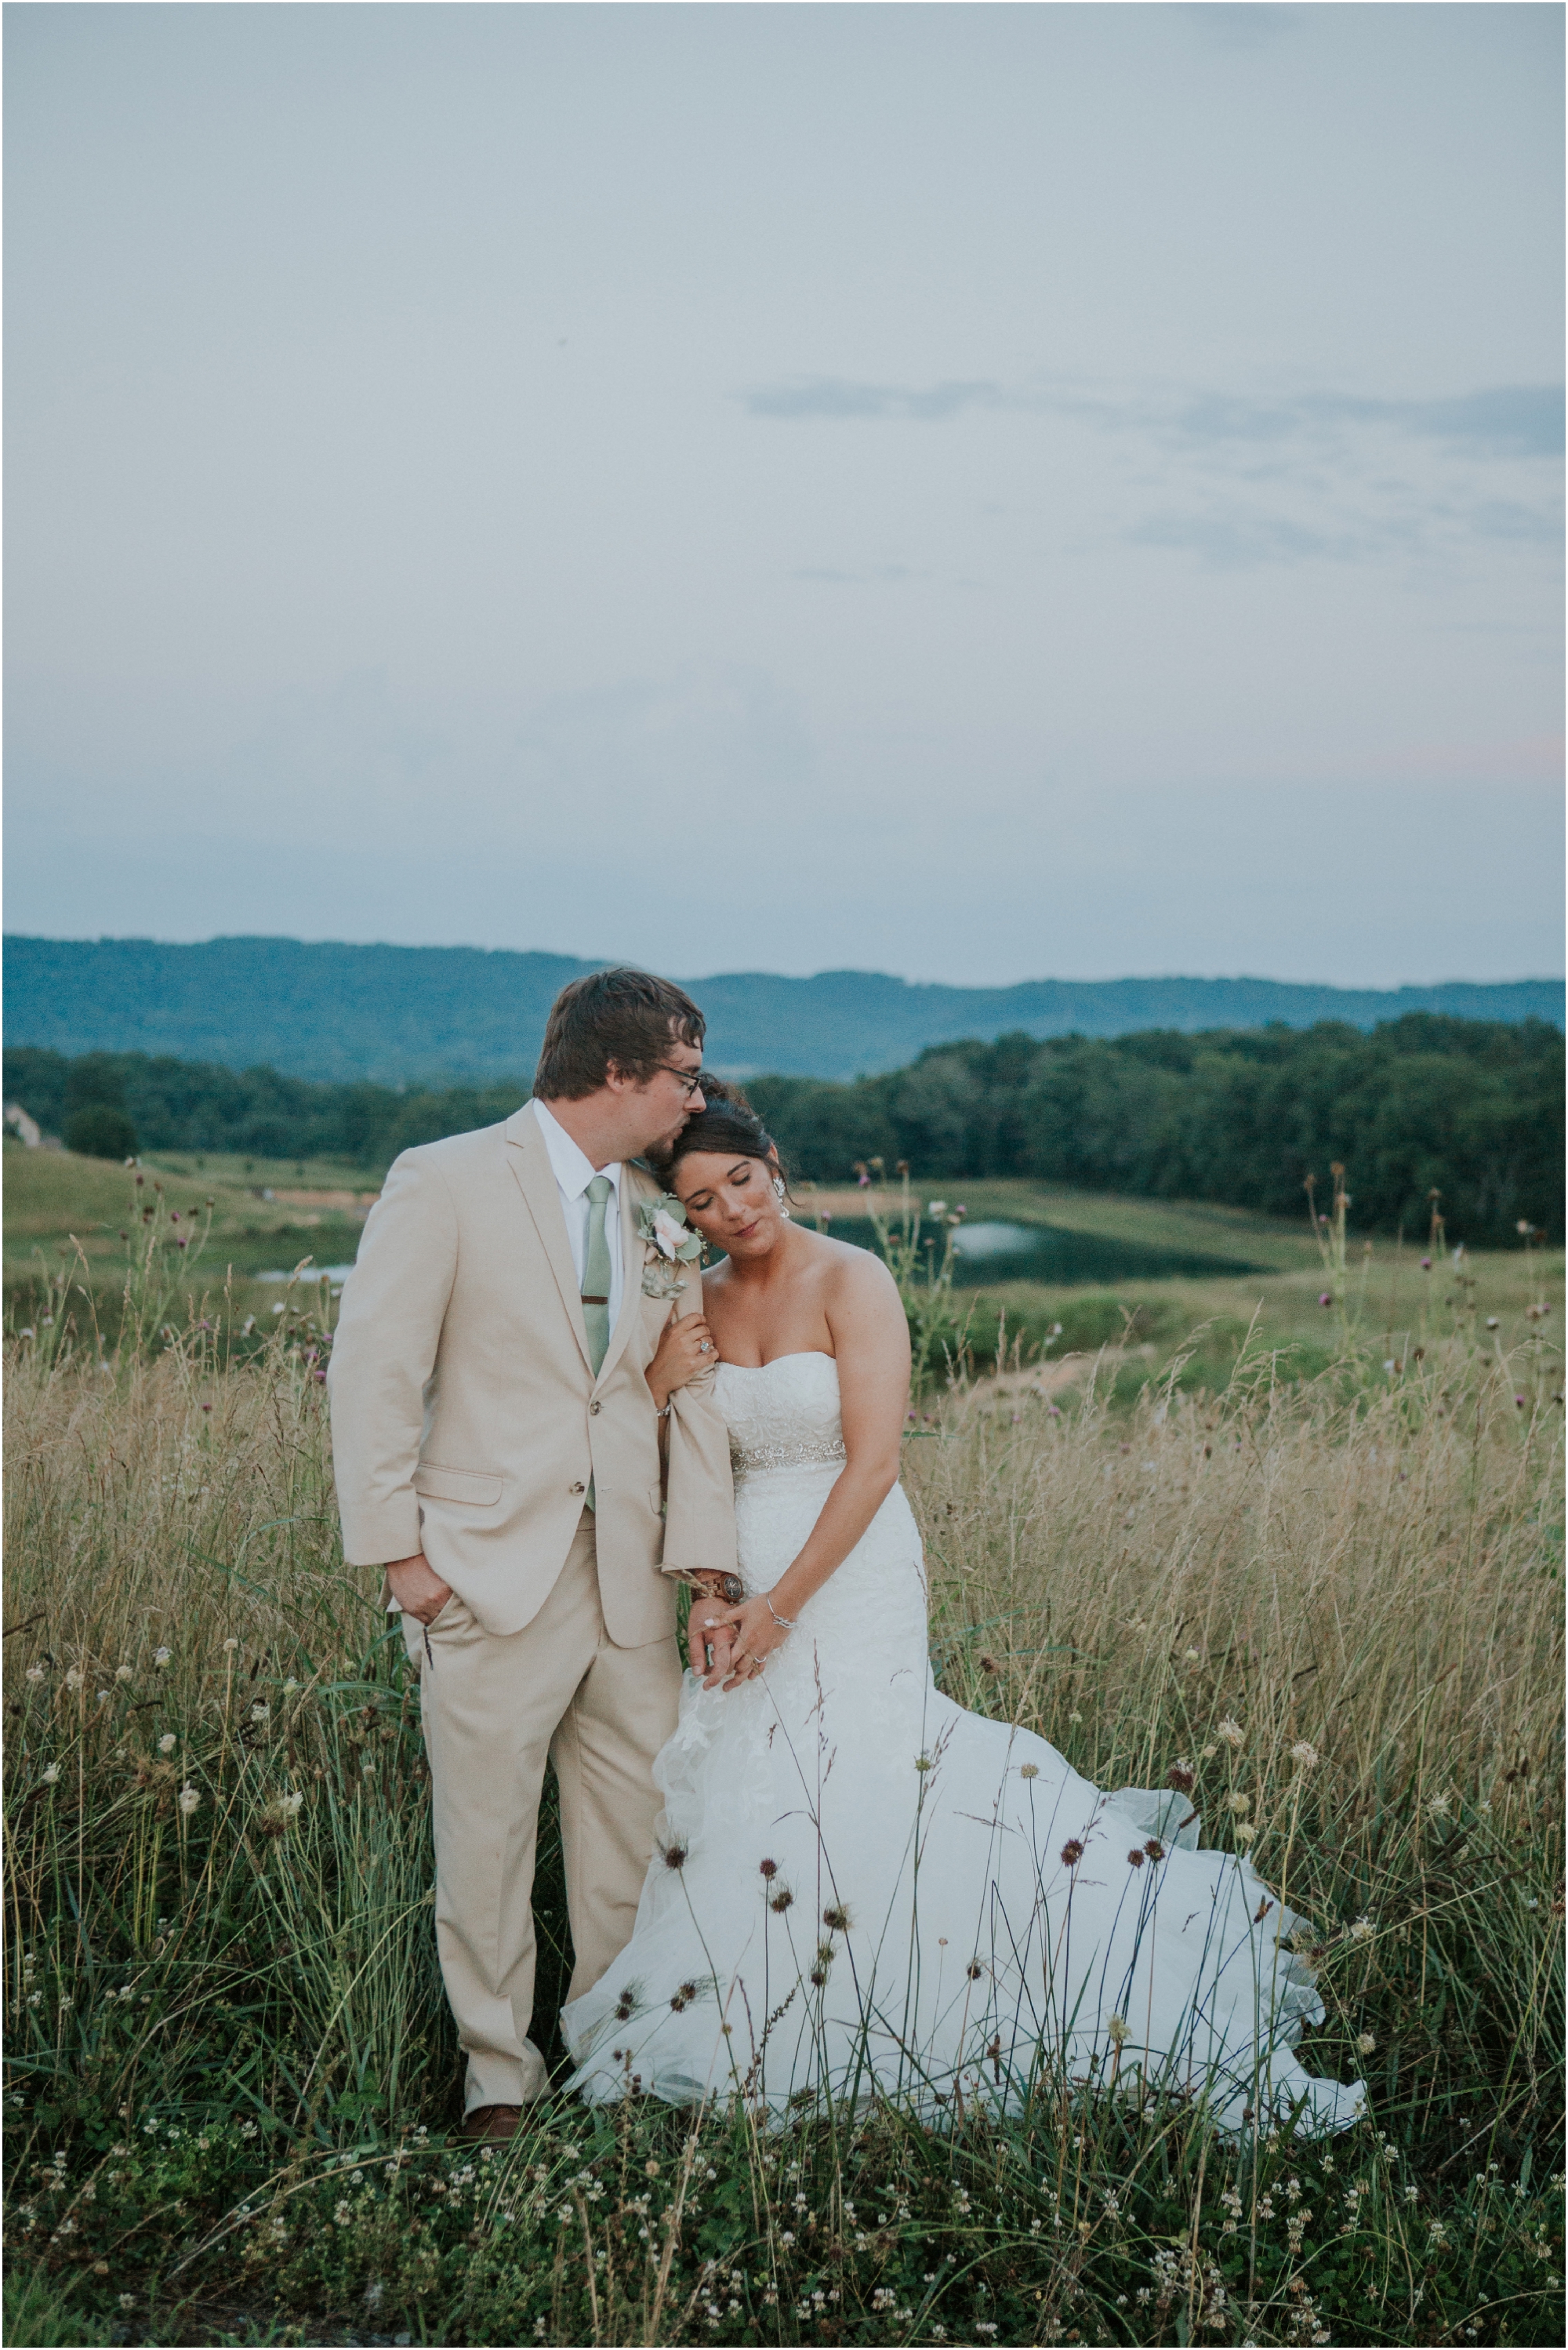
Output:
[327, 968, 737, 2139]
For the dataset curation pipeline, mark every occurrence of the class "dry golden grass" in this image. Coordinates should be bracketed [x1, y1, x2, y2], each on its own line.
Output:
[4, 1306, 1563, 2345]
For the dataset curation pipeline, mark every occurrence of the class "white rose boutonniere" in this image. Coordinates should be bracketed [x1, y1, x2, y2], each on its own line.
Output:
[638, 1193, 704, 1299]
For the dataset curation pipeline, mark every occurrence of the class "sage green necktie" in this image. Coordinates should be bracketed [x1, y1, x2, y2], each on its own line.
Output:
[581, 1175, 614, 1377]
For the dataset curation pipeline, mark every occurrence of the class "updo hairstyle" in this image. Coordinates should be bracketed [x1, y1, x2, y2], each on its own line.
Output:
[646, 1077, 788, 1193]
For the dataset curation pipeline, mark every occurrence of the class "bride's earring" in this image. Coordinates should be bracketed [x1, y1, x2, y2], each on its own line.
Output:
[773, 1176, 790, 1220]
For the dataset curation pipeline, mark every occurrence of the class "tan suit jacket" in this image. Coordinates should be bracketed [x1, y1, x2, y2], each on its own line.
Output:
[328, 1105, 736, 1644]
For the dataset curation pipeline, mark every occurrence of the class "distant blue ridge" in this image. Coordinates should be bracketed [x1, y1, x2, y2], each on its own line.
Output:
[3, 935, 1561, 1088]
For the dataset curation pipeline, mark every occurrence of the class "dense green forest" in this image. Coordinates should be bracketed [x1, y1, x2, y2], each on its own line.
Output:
[6, 1014, 1560, 1244]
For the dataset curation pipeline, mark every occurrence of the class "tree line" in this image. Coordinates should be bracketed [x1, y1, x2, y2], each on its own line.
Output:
[5, 1012, 1561, 1244]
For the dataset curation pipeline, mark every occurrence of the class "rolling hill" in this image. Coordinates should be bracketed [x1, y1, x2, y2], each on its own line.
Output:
[3, 933, 1561, 1085]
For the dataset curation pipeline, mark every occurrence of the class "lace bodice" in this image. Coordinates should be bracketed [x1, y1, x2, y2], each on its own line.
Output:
[714, 1352, 848, 1478]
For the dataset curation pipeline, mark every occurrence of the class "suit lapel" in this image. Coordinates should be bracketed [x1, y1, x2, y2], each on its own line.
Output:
[504, 1106, 593, 1375]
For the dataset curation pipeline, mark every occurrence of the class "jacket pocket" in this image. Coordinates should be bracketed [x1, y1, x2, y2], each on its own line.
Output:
[413, 1463, 503, 1507]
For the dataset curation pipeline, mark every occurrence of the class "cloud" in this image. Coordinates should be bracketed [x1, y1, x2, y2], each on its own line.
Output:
[739, 372, 1563, 461]
[739, 378, 1002, 422]
[792, 564, 915, 585]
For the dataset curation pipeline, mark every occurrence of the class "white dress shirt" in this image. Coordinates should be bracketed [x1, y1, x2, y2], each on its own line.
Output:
[531, 1098, 625, 1328]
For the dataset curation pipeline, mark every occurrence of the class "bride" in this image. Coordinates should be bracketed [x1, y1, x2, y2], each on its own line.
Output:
[561, 1087, 1364, 2135]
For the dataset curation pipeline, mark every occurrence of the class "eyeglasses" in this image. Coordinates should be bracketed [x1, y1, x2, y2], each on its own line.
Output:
[658, 1063, 706, 1101]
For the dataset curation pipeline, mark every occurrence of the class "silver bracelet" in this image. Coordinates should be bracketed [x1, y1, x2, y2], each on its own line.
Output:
[765, 1597, 798, 1631]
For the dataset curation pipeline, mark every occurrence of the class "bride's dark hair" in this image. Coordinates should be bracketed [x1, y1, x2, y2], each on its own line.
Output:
[646, 1077, 788, 1190]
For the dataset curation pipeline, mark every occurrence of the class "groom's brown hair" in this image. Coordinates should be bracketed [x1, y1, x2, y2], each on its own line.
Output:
[534, 967, 706, 1101]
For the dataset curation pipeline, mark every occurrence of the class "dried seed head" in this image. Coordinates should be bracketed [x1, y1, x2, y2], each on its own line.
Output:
[769, 1887, 794, 1913]
[1060, 1840, 1085, 1868]
[662, 1843, 688, 1871]
[1143, 1838, 1165, 1863]
[1165, 1763, 1196, 1794]
[965, 1960, 984, 1980]
[1106, 2015, 1132, 2048]
[822, 1904, 851, 1934]
[759, 1858, 778, 1879]
[1019, 1762, 1039, 1779]
[1127, 1848, 1145, 1868]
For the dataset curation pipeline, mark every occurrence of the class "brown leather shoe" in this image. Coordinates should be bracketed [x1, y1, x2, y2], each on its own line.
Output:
[459, 2102, 524, 2143]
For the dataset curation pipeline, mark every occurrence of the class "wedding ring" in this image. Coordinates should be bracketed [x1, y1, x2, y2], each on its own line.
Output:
[699, 1339, 713, 1353]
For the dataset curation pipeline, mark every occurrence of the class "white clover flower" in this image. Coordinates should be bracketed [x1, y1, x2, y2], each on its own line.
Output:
[158, 1734, 177, 1755]
[1217, 1717, 1245, 1748]
[1357, 2032, 1377, 2055]
[42, 1763, 60, 1785]
[154, 1647, 172, 1667]
[115, 1664, 133, 1683]
[1233, 1820, 1257, 1842]
[178, 1785, 201, 1816]
[1349, 1914, 1374, 1941]
[1290, 1740, 1321, 1769]
[26, 1664, 44, 1684]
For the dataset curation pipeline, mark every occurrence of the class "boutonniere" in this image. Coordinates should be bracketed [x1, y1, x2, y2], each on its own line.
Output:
[637, 1193, 703, 1298]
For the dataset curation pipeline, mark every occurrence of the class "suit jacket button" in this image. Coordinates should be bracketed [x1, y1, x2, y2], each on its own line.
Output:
[569, 1481, 586, 1495]
[590, 1400, 602, 1415]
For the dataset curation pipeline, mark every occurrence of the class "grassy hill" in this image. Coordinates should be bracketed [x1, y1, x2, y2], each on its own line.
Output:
[5, 933, 1561, 1083]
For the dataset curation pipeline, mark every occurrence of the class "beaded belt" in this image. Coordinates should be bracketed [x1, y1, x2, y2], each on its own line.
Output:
[731, 1437, 848, 1478]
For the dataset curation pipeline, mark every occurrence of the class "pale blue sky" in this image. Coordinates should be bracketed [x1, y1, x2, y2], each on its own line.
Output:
[5, 1, 1563, 986]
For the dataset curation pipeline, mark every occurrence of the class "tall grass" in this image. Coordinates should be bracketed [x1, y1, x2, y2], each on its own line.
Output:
[4, 1300, 1563, 2346]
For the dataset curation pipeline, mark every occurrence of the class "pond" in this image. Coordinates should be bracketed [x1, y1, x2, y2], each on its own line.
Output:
[805, 1215, 1263, 1288]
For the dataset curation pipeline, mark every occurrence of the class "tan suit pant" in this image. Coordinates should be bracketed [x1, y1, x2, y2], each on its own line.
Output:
[408, 1516, 681, 2113]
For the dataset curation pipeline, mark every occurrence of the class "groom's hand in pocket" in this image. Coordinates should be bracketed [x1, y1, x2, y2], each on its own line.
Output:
[387, 1551, 453, 1627]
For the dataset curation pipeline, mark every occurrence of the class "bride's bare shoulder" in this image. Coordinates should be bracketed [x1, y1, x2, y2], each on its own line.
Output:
[803, 1228, 902, 1308]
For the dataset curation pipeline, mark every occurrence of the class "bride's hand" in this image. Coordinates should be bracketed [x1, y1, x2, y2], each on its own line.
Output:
[701, 1593, 789, 1691]
[647, 1312, 719, 1413]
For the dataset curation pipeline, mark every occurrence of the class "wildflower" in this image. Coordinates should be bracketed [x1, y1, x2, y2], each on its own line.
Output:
[1319, 1292, 1332, 1307]
[1217, 1716, 1245, 1746]
[249, 1702, 270, 1723]
[1106, 2014, 1131, 2047]
[1349, 1915, 1374, 1941]
[966, 1959, 983, 1979]
[1060, 1840, 1085, 1867]
[822, 1903, 851, 1932]
[1233, 1821, 1257, 1841]
[26, 1664, 44, 1683]
[1421, 1256, 1432, 1270]
[1356, 2032, 1376, 2055]
[115, 1663, 133, 1682]
[1201, 1741, 1218, 1758]
[1127, 1848, 1145, 1867]
[1019, 1762, 1039, 1778]
[154, 1647, 171, 1667]
[42, 1763, 60, 1785]
[178, 1785, 201, 1816]
[222, 1638, 238, 1654]
[1143, 1837, 1165, 1862]
[661, 1842, 688, 1871]
[1165, 1762, 1196, 1793]
[914, 1752, 933, 1772]
[158, 1734, 177, 1755]
[1290, 1741, 1321, 1770]
[64, 1667, 83, 1691]
[759, 1857, 777, 1878]
[1486, 1316, 1500, 1331]
[769, 1886, 793, 1912]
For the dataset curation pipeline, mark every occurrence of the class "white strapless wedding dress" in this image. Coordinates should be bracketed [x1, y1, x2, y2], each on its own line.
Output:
[561, 1354, 1364, 2134]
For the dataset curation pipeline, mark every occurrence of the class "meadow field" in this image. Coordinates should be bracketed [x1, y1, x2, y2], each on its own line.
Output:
[4, 1146, 1564, 2348]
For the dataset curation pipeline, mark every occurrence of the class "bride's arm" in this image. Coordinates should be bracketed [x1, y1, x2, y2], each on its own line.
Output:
[703, 1252, 910, 1687]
